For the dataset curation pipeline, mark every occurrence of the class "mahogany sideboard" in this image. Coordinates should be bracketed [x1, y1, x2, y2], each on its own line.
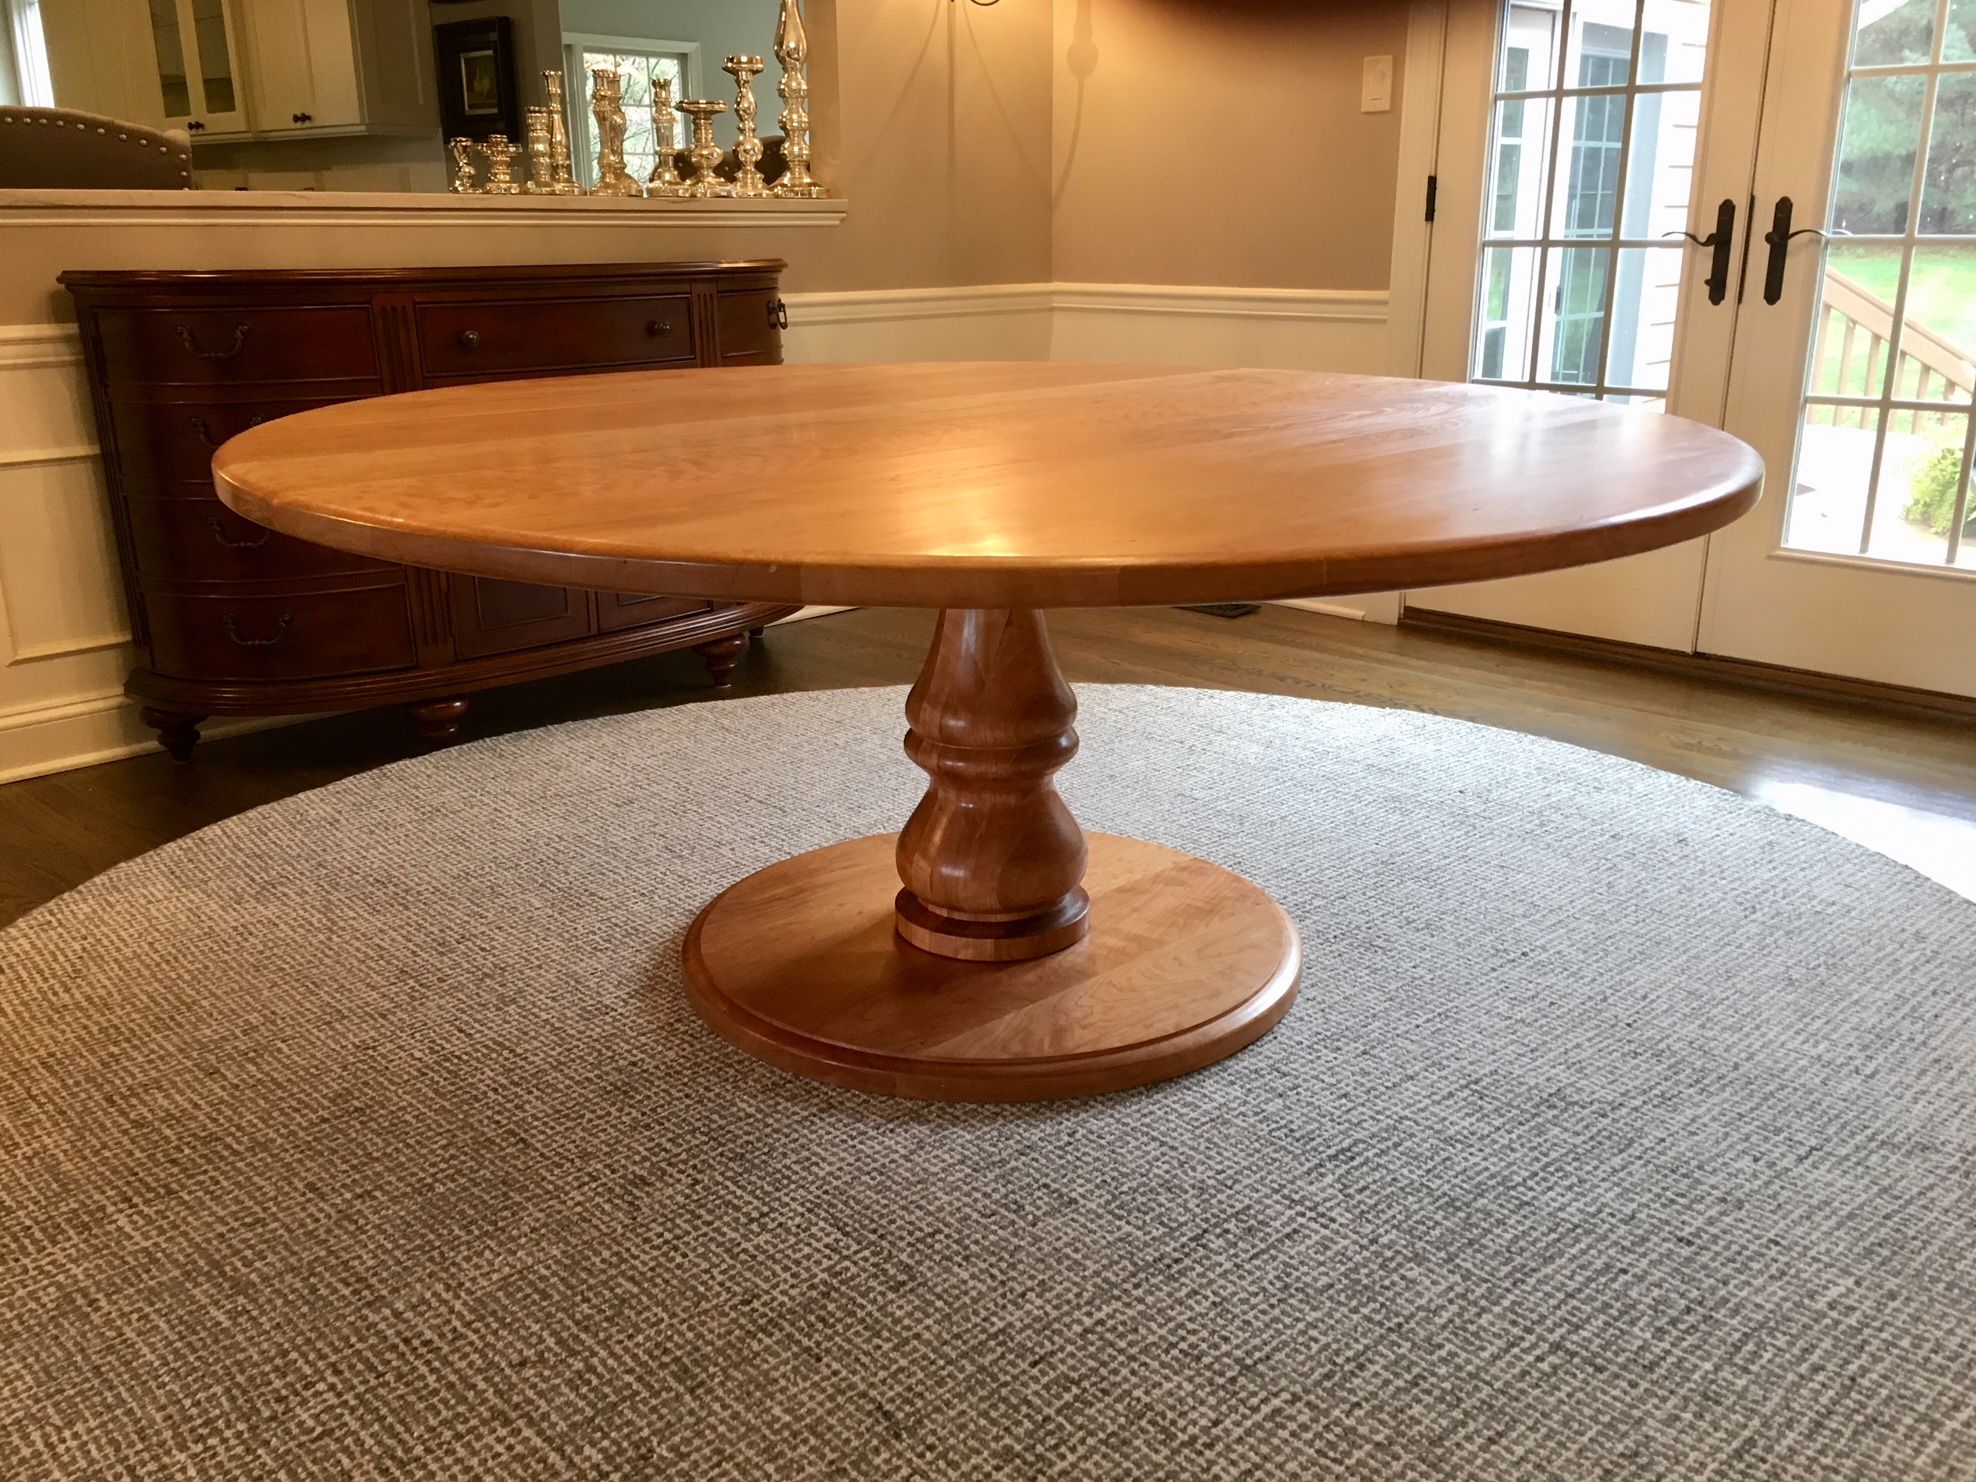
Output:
[58, 260, 800, 759]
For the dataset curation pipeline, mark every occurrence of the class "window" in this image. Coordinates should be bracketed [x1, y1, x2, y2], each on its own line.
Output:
[1491, 47, 1530, 234]
[1469, 0, 1705, 403]
[562, 36, 699, 190]
[4, 0, 55, 108]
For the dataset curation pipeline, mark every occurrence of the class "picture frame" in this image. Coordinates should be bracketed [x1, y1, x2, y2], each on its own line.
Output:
[434, 18, 521, 143]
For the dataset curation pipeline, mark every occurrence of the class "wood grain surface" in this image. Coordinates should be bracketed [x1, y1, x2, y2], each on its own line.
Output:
[213, 363, 1765, 609]
[895, 609, 1090, 961]
[682, 831, 1302, 1101]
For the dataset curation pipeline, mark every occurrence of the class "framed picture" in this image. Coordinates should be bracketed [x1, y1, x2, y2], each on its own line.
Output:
[434, 18, 520, 143]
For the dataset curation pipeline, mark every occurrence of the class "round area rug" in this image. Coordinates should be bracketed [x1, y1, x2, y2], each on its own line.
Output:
[2, 685, 1973, 1481]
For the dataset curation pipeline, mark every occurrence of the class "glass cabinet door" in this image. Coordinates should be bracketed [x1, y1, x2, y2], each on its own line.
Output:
[149, 0, 248, 134]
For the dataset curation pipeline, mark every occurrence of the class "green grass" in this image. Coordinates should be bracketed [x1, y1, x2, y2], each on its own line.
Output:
[1828, 241, 1976, 351]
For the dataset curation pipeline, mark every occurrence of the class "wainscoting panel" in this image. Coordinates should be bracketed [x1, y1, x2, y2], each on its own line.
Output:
[784, 285, 1056, 363]
[0, 324, 150, 783]
[3, 282, 1393, 781]
[1050, 284, 1391, 374]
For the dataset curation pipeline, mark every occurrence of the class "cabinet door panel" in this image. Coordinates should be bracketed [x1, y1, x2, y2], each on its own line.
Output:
[300, 0, 361, 127]
[239, 0, 310, 129]
[449, 578, 595, 660]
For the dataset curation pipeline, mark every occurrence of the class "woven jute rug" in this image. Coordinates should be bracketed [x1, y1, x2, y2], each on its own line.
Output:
[2, 685, 1972, 1480]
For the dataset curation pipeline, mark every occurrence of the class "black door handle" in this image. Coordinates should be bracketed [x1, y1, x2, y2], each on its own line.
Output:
[1762, 196, 1831, 306]
[1662, 197, 1736, 306]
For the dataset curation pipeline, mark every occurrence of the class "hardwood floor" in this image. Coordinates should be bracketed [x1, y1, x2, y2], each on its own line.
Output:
[3, 605, 1972, 929]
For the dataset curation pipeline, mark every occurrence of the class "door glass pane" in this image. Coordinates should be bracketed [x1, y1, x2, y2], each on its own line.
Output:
[1853, 0, 1936, 66]
[1638, 0, 1712, 85]
[1832, 74, 1926, 235]
[1621, 86, 1698, 238]
[1474, 245, 1541, 382]
[1782, 20, 1976, 569]
[1468, 0, 1713, 400]
[1485, 95, 1554, 238]
[1870, 413, 1966, 564]
[1788, 407, 1881, 554]
[1547, 245, 1614, 385]
[1946, 0, 1976, 61]
[1921, 74, 1976, 235]
[1563, 16, 1638, 91]
[1501, 3, 1563, 91]
[1549, 88, 1631, 239]
[189, 0, 233, 114]
[1606, 247, 1685, 391]
[149, 0, 189, 118]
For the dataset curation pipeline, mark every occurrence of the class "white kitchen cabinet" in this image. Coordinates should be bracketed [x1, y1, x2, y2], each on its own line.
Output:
[147, 0, 250, 136]
[41, 0, 433, 140]
[236, 0, 434, 138]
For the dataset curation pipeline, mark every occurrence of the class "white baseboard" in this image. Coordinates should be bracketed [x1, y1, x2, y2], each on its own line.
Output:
[1276, 595, 1404, 625]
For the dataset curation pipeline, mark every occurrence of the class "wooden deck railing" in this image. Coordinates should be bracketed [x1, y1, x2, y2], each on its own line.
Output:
[1812, 269, 1974, 431]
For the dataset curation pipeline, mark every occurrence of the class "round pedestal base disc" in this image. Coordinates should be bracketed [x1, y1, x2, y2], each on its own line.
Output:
[682, 832, 1303, 1102]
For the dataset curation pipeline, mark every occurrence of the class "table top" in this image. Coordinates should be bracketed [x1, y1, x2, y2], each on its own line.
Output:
[213, 363, 1764, 609]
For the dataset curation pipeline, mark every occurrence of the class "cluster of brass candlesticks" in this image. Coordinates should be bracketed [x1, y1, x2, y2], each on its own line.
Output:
[448, 71, 581, 195]
[452, 0, 824, 200]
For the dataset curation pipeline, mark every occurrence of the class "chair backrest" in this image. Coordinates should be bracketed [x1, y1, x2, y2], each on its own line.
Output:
[0, 107, 194, 189]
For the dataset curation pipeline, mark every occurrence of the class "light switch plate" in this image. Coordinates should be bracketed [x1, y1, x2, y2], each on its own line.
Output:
[1362, 54, 1394, 113]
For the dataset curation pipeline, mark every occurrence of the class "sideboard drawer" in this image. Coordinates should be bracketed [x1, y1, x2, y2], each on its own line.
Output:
[416, 295, 696, 379]
[94, 306, 379, 387]
[108, 397, 354, 489]
[143, 582, 415, 681]
[124, 496, 391, 584]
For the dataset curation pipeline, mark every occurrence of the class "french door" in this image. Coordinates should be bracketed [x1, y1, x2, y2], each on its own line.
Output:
[1417, 0, 1976, 698]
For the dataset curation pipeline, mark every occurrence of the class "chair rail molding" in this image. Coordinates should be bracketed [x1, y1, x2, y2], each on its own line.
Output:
[0, 190, 849, 230]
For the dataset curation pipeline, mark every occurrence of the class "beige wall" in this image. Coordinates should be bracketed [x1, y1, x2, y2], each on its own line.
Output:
[5, 0, 1413, 315]
[0, 0, 1057, 323]
[1052, 0, 1410, 290]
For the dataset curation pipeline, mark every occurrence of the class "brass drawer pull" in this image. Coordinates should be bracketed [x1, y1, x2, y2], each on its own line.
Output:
[648, 319, 672, 338]
[222, 611, 293, 647]
[175, 323, 251, 360]
[767, 297, 789, 330]
[458, 329, 481, 350]
[208, 517, 271, 551]
[189, 413, 265, 450]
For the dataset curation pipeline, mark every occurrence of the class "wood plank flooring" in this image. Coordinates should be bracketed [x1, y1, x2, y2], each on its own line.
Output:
[2, 605, 1971, 929]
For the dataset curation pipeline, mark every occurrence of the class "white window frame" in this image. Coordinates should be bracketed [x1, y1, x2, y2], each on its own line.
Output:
[3, 0, 56, 107]
[561, 32, 702, 191]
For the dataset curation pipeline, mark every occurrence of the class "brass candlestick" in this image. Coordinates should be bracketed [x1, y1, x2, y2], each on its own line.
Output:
[773, 0, 824, 197]
[647, 74, 687, 197]
[723, 54, 770, 199]
[676, 99, 730, 199]
[542, 70, 580, 195]
[589, 68, 643, 197]
[447, 136, 476, 194]
[522, 106, 556, 194]
[477, 134, 522, 194]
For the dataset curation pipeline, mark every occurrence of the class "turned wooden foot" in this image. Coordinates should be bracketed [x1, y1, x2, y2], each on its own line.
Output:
[694, 634, 750, 688]
[407, 696, 469, 746]
[140, 707, 206, 763]
[895, 609, 1089, 961]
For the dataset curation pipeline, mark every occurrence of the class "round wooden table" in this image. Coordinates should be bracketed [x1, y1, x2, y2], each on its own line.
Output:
[215, 363, 1763, 1102]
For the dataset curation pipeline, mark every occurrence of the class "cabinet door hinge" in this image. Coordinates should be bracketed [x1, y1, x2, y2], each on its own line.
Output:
[1424, 174, 1439, 223]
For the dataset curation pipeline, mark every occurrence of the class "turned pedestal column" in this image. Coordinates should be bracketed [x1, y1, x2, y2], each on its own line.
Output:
[682, 609, 1302, 1102]
[895, 609, 1090, 961]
